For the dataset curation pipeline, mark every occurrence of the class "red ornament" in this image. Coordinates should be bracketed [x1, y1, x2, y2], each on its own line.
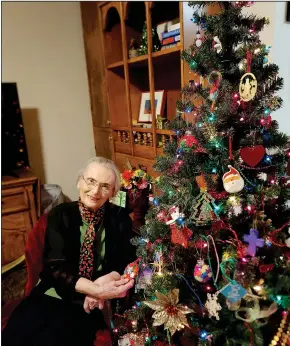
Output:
[122, 258, 140, 280]
[178, 135, 206, 153]
[260, 115, 272, 127]
[240, 145, 265, 167]
[171, 224, 193, 248]
[259, 263, 274, 274]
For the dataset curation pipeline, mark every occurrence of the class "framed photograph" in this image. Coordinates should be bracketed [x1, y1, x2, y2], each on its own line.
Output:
[287, 2, 290, 23]
[138, 90, 166, 123]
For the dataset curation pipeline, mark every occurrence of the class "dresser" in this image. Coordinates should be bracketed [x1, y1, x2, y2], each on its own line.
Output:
[1, 171, 40, 273]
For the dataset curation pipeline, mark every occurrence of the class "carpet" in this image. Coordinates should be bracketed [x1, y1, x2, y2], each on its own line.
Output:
[1, 263, 27, 306]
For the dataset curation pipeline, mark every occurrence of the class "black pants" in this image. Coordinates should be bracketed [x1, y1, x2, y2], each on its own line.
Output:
[2, 289, 106, 346]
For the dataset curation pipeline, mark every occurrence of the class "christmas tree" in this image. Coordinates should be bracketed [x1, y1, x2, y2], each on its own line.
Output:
[138, 22, 161, 56]
[116, 2, 290, 345]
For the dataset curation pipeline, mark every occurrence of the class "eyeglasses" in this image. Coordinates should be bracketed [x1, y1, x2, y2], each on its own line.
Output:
[82, 176, 113, 195]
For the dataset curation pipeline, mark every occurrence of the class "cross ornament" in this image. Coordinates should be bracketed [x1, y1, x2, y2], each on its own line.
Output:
[243, 228, 264, 256]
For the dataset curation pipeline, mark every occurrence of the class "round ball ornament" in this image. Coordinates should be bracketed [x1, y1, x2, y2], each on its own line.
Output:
[194, 259, 212, 283]
[238, 58, 247, 71]
[189, 60, 197, 70]
[239, 72, 257, 102]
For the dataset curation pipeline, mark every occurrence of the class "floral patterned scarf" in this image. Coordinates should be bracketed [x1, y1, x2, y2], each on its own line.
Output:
[78, 199, 105, 280]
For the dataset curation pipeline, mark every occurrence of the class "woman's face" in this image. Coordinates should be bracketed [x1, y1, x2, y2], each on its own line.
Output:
[77, 162, 115, 211]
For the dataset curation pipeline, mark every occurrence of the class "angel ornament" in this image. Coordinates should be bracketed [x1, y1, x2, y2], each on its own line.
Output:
[239, 73, 257, 102]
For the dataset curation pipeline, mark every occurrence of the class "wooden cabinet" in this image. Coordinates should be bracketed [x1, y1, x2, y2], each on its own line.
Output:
[1, 171, 40, 273]
[81, 1, 185, 177]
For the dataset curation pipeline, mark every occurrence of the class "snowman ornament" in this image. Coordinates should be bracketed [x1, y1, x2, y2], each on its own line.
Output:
[196, 30, 203, 47]
[223, 165, 245, 193]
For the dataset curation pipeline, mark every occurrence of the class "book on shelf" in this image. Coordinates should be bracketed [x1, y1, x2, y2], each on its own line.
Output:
[161, 28, 180, 40]
[161, 42, 181, 50]
[162, 35, 180, 46]
[156, 18, 179, 41]
[168, 23, 180, 32]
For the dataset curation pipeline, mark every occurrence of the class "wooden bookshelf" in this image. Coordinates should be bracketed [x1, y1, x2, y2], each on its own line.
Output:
[81, 1, 184, 176]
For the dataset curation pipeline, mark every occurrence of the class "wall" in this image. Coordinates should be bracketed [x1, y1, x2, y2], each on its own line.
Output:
[183, 2, 290, 135]
[272, 2, 290, 135]
[244, 2, 290, 135]
[2, 1, 95, 201]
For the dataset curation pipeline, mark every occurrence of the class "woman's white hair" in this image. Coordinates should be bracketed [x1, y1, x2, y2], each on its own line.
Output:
[77, 156, 121, 197]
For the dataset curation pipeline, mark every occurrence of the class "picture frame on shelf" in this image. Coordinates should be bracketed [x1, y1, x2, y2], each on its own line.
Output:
[138, 90, 166, 123]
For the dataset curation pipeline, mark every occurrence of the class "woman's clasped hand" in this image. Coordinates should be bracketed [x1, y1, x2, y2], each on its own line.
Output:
[83, 271, 134, 313]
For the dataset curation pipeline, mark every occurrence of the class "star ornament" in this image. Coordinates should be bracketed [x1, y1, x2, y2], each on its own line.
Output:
[143, 289, 194, 335]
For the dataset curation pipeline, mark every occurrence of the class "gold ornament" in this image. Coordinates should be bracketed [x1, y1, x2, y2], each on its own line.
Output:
[143, 288, 194, 336]
[269, 310, 290, 346]
[239, 72, 257, 102]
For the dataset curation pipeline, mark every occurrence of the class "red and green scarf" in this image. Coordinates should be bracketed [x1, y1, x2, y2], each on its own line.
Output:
[78, 199, 105, 280]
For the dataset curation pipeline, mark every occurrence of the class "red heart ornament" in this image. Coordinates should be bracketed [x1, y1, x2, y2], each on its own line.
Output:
[240, 145, 265, 167]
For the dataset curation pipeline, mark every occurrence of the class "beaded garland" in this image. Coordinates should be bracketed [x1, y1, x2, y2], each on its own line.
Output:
[269, 310, 290, 346]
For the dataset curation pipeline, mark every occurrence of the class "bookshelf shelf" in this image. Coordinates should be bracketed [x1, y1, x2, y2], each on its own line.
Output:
[152, 45, 181, 59]
[156, 129, 174, 135]
[107, 60, 124, 70]
[81, 1, 185, 176]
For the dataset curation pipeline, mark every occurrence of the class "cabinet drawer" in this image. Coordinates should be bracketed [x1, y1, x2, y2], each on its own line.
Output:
[1, 187, 29, 214]
[1, 211, 32, 266]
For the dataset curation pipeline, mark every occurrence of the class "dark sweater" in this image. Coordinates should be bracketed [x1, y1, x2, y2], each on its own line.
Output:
[37, 201, 137, 302]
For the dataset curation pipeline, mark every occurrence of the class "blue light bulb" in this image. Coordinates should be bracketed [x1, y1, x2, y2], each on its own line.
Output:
[200, 330, 208, 340]
[153, 198, 159, 206]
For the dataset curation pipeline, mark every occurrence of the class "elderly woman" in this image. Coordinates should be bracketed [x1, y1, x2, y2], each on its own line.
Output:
[2, 157, 136, 346]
